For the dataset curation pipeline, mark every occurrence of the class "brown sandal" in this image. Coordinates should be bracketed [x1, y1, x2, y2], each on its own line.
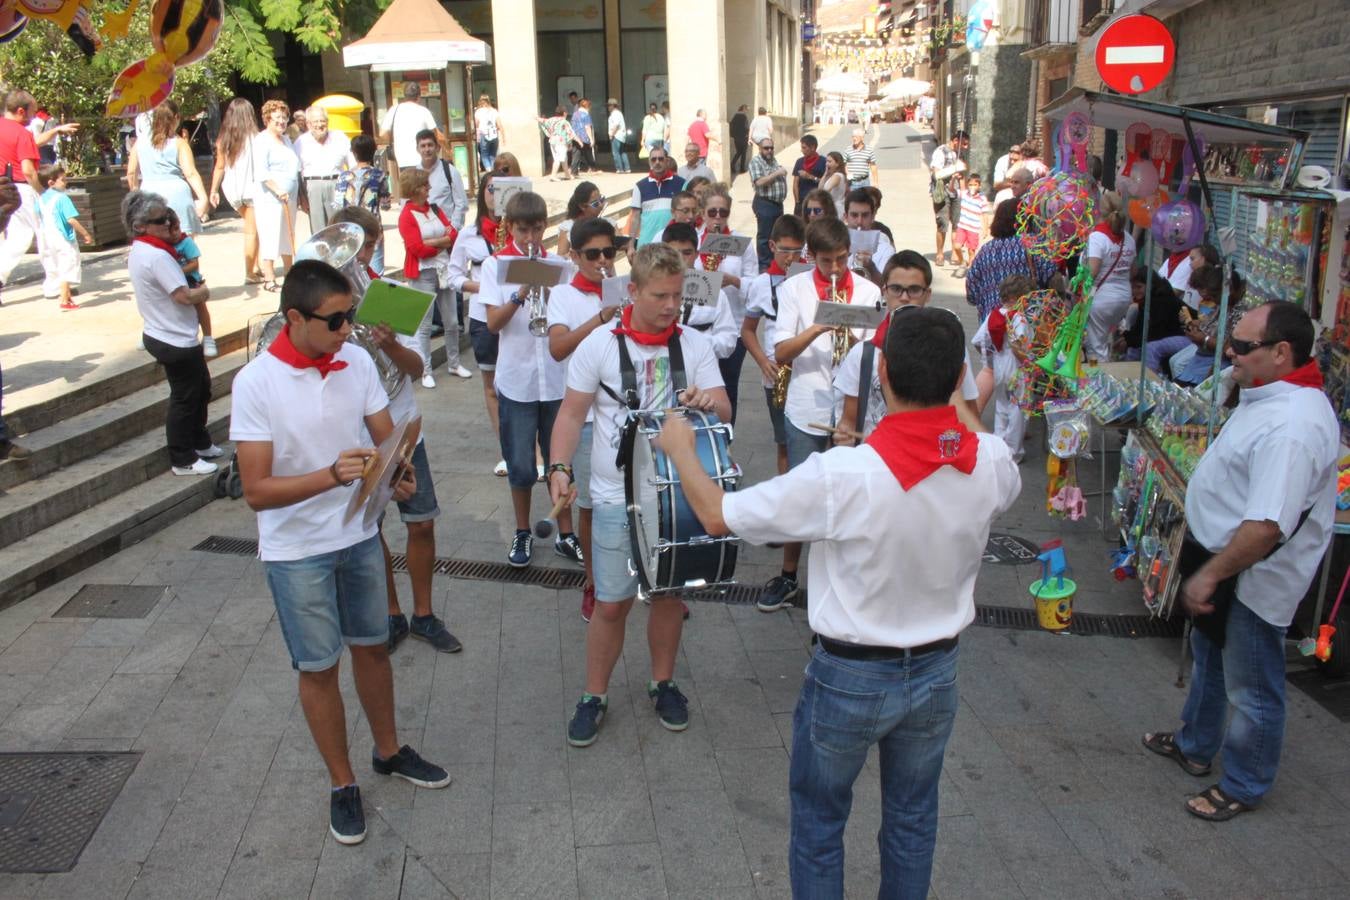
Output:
[1185, 784, 1253, 822]
[1141, 731, 1211, 777]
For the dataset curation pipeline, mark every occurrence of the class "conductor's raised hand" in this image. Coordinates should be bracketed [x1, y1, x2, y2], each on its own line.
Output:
[654, 413, 696, 456]
[677, 385, 717, 411]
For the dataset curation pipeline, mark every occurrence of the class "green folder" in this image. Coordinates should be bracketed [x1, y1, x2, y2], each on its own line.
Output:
[355, 279, 436, 336]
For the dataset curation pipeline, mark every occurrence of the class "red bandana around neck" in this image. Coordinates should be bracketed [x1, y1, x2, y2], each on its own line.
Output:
[1091, 222, 1123, 244]
[366, 265, 380, 280]
[1254, 359, 1324, 389]
[497, 237, 545, 259]
[1165, 250, 1190, 276]
[267, 324, 349, 378]
[649, 167, 674, 183]
[866, 405, 978, 490]
[480, 216, 500, 247]
[813, 267, 854, 302]
[767, 261, 787, 276]
[612, 303, 680, 346]
[571, 272, 603, 296]
[986, 307, 1008, 352]
[133, 234, 177, 256]
[800, 152, 821, 172]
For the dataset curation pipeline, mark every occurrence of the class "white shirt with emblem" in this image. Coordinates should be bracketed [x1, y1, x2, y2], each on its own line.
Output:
[835, 337, 979, 437]
[480, 255, 570, 403]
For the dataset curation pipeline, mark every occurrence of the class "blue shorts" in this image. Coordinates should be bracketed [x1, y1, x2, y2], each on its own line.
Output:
[394, 440, 439, 523]
[785, 419, 829, 470]
[591, 503, 638, 602]
[498, 394, 560, 490]
[469, 318, 498, 371]
[264, 533, 388, 672]
[574, 421, 594, 509]
[763, 387, 787, 446]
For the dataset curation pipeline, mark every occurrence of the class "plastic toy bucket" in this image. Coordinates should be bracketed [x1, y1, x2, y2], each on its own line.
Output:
[1029, 578, 1076, 631]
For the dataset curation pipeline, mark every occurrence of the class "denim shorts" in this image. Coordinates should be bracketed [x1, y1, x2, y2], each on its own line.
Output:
[763, 387, 787, 446]
[264, 533, 389, 672]
[498, 394, 560, 490]
[395, 440, 440, 523]
[573, 421, 594, 509]
[591, 503, 639, 602]
[468, 318, 498, 371]
[785, 419, 830, 469]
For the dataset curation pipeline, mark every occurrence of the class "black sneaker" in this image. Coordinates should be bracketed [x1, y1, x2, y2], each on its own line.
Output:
[757, 575, 799, 613]
[329, 785, 367, 845]
[387, 614, 409, 654]
[410, 614, 463, 653]
[568, 694, 607, 747]
[554, 533, 584, 564]
[508, 530, 533, 567]
[648, 680, 689, 731]
[372, 745, 452, 788]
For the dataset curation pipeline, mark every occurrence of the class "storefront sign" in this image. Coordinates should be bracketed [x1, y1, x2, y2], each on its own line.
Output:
[1094, 14, 1174, 95]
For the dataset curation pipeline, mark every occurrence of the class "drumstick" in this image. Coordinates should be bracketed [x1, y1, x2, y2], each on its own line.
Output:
[533, 490, 576, 540]
[808, 422, 864, 442]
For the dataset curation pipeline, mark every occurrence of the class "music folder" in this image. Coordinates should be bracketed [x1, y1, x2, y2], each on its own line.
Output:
[355, 279, 435, 336]
[813, 300, 885, 330]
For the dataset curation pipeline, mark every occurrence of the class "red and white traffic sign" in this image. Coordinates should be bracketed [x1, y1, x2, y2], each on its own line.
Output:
[1095, 14, 1175, 95]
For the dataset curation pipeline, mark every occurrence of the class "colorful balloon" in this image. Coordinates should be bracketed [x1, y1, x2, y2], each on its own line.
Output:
[1151, 199, 1205, 252]
[1118, 161, 1159, 199]
[106, 0, 224, 117]
[1128, 188, 1169, 230]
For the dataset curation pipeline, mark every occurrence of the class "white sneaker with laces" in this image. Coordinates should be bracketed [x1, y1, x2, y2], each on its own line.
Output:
[172, 459, 218, 476]
[421, 374, 436, 389]
[450, 364, 473, 379]
[493, 460, 508, 477]
[197, 444, 225, 459]
[202, 336, 218, 357]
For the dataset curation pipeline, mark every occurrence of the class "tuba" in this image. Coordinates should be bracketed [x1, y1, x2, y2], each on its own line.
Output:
[524, 243, 551, 337]
[292, 222, 407, 400]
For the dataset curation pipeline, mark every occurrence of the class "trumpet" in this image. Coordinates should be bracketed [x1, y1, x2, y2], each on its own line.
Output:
[525, 244, 550, 337]
[827, 272, 852, 367]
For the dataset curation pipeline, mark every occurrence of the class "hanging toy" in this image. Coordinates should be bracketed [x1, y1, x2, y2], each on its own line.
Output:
[1129, 187, 1169, 230]
[1060, 111, 1091, 174]
[1151, 200, 1205, 252]
[1016, 172, 1097, 262]
[64, 2, 98, 56]
[15, 0, 82, 30]
[101, 0, 140, 40]
[105, 0, 223, 118]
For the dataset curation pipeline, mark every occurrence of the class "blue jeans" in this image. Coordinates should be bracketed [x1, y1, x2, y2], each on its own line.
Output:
[1175, 598, 1287, 806]
[1144, 334, 1192, 376]
[477, 137, 498, 172]
[497, 394, 560, 489]
[790, 644, 960, 900]
[752, 196, 784, 272]
[611, 138, 629, 173]
[717, 338, 748, 424]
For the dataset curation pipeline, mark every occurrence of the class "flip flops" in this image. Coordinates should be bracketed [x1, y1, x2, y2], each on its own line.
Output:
[1141, 731, 1212, 777]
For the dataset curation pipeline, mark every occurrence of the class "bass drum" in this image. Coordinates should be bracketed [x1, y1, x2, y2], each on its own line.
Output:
[623, 409, 739, 597]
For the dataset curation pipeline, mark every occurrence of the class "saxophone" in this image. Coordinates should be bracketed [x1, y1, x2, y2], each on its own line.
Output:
[493, 219, 508, 254]
[828, 272, 853, 367]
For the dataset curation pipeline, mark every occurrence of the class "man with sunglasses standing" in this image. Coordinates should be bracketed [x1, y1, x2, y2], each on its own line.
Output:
[230, 259, 452, 846]
[748, 137, 789, 271]
[1144, 301, 1337, 824]
[626, 146, 685, 248]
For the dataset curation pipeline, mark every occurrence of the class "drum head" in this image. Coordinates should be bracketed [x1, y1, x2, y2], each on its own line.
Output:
[626, 416, 662, 589]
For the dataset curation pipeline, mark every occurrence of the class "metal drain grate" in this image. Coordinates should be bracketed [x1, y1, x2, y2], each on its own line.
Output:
[0, 752, 141, 873]
[52, 585, 166, 620]
[192, 536, 1183, 637]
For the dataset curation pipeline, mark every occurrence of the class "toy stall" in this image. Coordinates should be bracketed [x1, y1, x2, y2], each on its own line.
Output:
[1012, 89, 1350, 672]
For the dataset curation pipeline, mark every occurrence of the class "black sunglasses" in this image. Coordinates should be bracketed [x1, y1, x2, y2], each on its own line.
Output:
[580, 246, 617, 261]
[884, 283, 929, 299]
[145, 215, 171, 226]
[1228, 337, 1280, 356]
[804, 206, 825, 215]
[301, 306, 357, 332]
[704, 208, 729, 218]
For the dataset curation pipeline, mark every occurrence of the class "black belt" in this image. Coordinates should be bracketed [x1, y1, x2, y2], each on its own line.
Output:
[817, 635, 958, 661]
[304, 175, 339, 182]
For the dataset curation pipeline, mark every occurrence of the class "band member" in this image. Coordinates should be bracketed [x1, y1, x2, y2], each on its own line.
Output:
[661, 222, 738, 358]
[835, 250, 982, 440]
[654, 307, 1021, 899]
[230, 260, 451, 847]
[548, 244, 730, 747]
[481, 191, 583, 567]
[760, 216, 881, 613]
[547, 216, 622, 622]
[742, 214, 807, 479]
[332, 206, 462, 654]
[694, 182, 759, 421]
[844, 188, 895, 287]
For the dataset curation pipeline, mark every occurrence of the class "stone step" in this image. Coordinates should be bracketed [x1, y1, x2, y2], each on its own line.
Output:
[0, 345, 249, 493]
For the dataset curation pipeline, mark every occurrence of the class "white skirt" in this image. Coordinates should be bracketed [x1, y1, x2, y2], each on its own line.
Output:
[254, 185, 297, 261]
[40, 231, 81, 295]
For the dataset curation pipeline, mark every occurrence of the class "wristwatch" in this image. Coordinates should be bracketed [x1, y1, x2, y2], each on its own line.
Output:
[509, 291, 525, 306]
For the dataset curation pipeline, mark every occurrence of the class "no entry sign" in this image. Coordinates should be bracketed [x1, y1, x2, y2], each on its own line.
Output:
[1095, 14, 1175, 95]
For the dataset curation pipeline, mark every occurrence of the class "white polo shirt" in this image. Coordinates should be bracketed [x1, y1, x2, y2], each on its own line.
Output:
[835, 337, 979, 437]
[774, 271, 882, 437]
[294, 130, 353, 178]
[682, 288, 738, 359]
[448, 223, 494, 321]
[229, 343, 389, 561]
[565, 326, 723, 505]
[724, 434, 1021, 646]
[480, 254, 570, 403]
[1185, 380, 1339, 627]
[695, 227, 759, 323]
[128, 241, 196, 348]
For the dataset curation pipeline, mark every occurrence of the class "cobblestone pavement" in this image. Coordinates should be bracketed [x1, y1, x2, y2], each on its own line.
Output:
[0, 125, 1347, 899]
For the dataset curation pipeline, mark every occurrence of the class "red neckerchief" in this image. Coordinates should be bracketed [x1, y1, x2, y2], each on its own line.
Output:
[649, 167, 674, 183]
[1254, 359, 1324, 389]
[570, 273, 602, 295]
[496, 237, 545, 258]
[612, 303, 679, 346]
[366, 265, 380, 280]
[767, 261, 786, 276]
[266, 324, 349, 378]
[987, 307, 1008, 352]
[800, 152, 820, 172]
[866, 405, 978, 490]
[480, 216, 500, 247]
[813, 267, 854, 302]
[1091, 222, 1123, 244]
[1165, 251, 1189, 276]
[133, 234, 177, 258]
[872, 310, 891, 349]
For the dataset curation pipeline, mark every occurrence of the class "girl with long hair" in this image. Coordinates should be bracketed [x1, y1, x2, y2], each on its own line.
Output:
[208, 98, 262, 282]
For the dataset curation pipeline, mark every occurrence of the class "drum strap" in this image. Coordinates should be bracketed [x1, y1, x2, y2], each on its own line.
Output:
[764, 275, 782, 321]
[607, 333, 688, 470]
[857, 341, 874, 438]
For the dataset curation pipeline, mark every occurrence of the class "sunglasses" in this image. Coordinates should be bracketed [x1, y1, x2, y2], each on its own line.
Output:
[804, 206, 825, 215]
[650, 157, 668, 163]
[704, 208, 729, 219]
[301, 306, 357, 332]
[587, 198, 605, 210]
[884, 283, 929, 299]
[1228, 337, 1280, 356]
[145, 215, 171, 226]
[579, 246, 617, 261]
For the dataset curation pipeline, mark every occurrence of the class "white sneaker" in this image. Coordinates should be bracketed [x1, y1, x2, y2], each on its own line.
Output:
[536, 464, 546, 483]
[421, 374, 436, 389]
[136, 337, 145, 350]
[202, 336, 218, 357]
[196, 444, 225, 459]
[172, 459, 218, 476]
[493, 459, 508, 477]
[449, 364, 473, 379]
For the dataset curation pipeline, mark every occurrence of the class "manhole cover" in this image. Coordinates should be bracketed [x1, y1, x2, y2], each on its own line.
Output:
[983, 533, 1042, 565]
[0, 753, 141, 873]
[52, 585, 166, 619]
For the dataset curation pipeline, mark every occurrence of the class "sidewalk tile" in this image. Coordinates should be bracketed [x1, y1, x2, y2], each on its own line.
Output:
[414, 851, 491, 900]
[576, 843, 669, 900]
[490, 801, 578, 899]
[651, 789, 752, 895]
[216, 856, 317, 900]
[66, 673, 175, 740]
